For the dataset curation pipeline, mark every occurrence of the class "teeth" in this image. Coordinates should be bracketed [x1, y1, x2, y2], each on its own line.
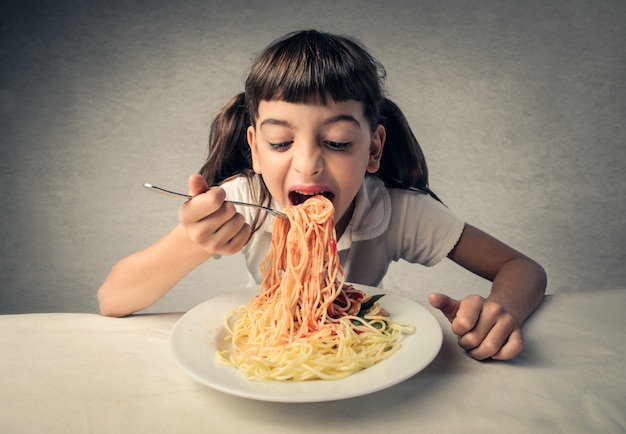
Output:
[294, 190, 325, 196]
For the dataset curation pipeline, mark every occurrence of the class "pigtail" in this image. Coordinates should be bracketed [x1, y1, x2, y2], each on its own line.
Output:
[199, 31, 442, 222]
[199, 92, 254, 185]
[199, 92, 271, 233]
[378, 98, 442, 203]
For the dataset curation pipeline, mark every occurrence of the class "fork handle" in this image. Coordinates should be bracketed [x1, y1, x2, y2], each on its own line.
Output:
[143, 183, 287, 219]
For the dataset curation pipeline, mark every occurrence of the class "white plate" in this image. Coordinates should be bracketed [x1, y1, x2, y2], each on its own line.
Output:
[170, 285, 442, 402]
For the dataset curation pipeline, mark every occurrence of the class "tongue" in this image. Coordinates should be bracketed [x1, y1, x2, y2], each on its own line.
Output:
[290, 192, 314, 205]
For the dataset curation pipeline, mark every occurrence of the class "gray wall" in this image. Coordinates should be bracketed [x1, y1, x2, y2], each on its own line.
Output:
[1, 0, 624, 314]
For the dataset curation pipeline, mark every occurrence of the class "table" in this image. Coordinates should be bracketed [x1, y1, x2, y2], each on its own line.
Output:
[2, 290, 625, 433]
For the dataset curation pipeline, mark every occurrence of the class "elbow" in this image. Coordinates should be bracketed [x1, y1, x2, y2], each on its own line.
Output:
[531, 258, 548, 295]
[97, 292, 117, 317]
[537, 264, 548, 296]
[97, 286, 128, 318]
[524, 257, 547, 303]
[98, 305, 120, 318]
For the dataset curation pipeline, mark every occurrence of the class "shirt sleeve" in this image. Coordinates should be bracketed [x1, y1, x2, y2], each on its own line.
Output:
[389, 189, 465, 267]
[219, 176, 255, 224]
[218, 175, 272, 285]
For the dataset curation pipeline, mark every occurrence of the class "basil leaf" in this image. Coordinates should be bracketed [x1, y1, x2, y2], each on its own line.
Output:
[357, 294, 385, 317]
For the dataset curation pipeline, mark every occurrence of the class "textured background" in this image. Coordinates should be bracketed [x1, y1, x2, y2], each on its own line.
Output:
[1, 0, 624, 314]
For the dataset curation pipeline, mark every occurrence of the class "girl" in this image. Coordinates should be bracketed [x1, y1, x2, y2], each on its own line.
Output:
[98, 30, 546, 361]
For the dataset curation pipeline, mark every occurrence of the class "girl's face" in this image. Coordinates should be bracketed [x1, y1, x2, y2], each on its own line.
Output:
[247, 99, 385, 236]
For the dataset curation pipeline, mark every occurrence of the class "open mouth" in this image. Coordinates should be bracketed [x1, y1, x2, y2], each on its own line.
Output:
[289, 190, 335, 206]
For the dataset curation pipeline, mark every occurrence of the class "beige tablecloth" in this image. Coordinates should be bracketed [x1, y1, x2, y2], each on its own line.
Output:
[1, 290, 625, 433]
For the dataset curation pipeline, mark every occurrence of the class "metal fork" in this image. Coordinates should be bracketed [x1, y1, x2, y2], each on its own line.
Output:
[143, 183, 288, 219]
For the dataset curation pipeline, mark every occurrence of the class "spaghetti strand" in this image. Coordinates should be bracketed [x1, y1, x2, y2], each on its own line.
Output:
[217, 196, 414, 380]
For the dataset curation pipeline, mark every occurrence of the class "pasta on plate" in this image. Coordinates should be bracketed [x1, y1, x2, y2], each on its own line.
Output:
[217, 196, 415, 381]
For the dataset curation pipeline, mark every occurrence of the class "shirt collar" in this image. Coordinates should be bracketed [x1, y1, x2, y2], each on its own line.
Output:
[336, 175, 391, 251]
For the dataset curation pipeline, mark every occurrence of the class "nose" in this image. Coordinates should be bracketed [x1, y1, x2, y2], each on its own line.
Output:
[292, 143, 323, 177]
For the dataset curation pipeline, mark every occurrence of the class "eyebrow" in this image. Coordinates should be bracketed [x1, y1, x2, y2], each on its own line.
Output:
[259, 114, 361, 129]
[323, 115, 361, 128]
[259, 118, 292, 129]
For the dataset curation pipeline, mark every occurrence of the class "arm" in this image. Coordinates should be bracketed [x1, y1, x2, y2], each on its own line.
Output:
[97, 175, 251, 317]
[429, 224, 547, 360]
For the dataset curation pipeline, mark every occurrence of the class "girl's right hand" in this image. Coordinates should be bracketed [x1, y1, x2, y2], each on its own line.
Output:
[178, 174, 251, 256]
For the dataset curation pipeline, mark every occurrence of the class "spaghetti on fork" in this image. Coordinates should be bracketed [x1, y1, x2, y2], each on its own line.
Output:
[217, 195, 414, 381]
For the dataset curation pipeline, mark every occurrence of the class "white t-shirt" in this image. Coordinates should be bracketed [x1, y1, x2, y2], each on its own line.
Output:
[221, 174, 465, 287]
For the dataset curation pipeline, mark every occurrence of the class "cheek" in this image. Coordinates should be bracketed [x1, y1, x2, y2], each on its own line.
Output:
[258, 152, 285, 175]
[335, 153, 369, 182]
[253, 149, 278, 174]
[257, 156, 288, 204]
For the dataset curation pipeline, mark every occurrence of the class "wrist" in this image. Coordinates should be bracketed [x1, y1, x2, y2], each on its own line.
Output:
[488, 257, 547, 325]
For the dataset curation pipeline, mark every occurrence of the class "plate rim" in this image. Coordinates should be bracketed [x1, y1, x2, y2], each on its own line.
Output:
[170, 284, 442, 402]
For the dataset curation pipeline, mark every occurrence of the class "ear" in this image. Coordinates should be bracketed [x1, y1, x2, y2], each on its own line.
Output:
[247, 125, 262, 174]
[366, 124, 386, 173]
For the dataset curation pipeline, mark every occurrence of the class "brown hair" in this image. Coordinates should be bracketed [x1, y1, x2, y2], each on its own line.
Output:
[199, 30, 439, 231]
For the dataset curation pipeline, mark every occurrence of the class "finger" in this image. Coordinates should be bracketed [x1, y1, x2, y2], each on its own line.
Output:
[179, 187, 227, 224]
[464, 310, 520, 360]
[451, 295, 483, 336]
[491, 329, 524, 361]
[188, 173, 210, 196]
[218, 219, 252, 255]
[184, 206, 243, 252]
[464, 320, 508, 360]
[202, 212, 250, 255]
[456, 315, 494, 352]
[428, 293, 460, 323]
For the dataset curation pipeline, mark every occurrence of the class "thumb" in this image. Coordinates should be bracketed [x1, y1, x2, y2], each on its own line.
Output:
[188, 174, 210, 197]
[428, 293, 460, 323]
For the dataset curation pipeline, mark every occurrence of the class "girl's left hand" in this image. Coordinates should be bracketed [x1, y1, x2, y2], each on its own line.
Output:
[428, 293, 524, 361]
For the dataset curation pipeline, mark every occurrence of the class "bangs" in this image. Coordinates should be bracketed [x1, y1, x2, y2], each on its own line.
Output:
[245, 30, 385, 125]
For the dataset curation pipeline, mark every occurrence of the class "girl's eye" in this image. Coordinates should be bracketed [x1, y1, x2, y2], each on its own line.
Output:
[325, 141, 351, 151]
[268, 141, 293, 150]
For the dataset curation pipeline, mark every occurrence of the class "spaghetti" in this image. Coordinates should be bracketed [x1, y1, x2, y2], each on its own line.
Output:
[217, 195, 414, 381]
